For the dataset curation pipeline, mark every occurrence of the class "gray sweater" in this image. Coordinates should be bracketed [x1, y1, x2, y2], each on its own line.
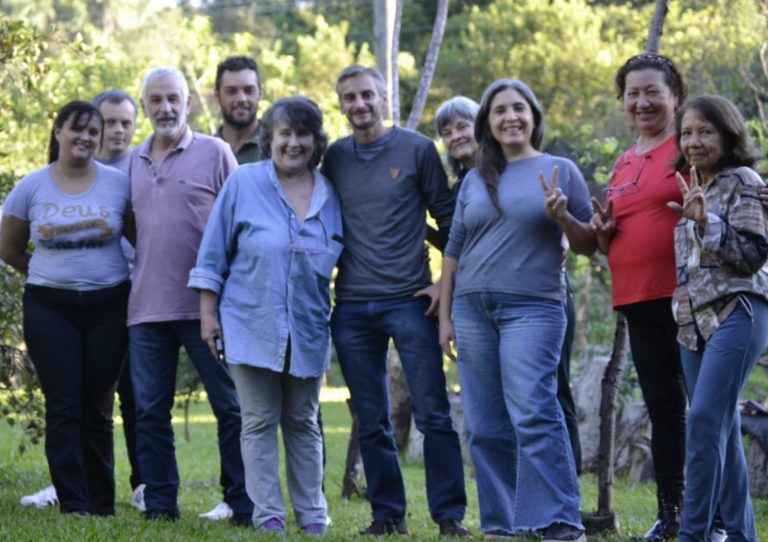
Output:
[322, 127, 455, 300]
[445, 154, 592, 301]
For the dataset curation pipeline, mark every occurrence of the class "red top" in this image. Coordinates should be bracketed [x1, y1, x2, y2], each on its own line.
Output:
[606, 136, 683, 308]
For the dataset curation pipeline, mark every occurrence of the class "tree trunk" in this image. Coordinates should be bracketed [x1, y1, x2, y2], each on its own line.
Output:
[646, 0, 670, 53]
[390, 0, 403, 126]
[373, 0, 396, 121]
[405, 0, 449, 130]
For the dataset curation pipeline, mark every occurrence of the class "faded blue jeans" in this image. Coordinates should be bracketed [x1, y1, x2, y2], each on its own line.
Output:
[452, 292, 582, 535]
[679, 294, 768, 542]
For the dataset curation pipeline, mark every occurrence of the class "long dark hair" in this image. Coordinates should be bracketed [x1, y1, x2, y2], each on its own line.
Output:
[674, 95, 761, 173]
[48, 101, 102, 164]
[475, 79, 545, 215]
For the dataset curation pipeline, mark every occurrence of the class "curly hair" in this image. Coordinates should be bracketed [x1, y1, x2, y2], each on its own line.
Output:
[615, 52, 687, 104]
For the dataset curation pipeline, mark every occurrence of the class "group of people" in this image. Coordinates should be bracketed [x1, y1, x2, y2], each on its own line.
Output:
[0, 50, 766, 542]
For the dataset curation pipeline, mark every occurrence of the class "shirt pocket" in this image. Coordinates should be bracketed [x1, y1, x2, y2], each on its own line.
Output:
[176, 178, 217, 207]
[294, 218, 342, 280]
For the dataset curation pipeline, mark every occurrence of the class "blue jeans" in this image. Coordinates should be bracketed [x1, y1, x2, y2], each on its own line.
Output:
[129, 321, 252, 516]
[452, 293, 582, 534]
[679, 295, 768, 542]
[331, 297, 467, 524]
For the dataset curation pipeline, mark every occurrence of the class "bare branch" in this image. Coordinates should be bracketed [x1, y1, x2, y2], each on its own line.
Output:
[391, 0, 403, 127]
[405, 0, 449, 130]
[646, 0, 670, 54]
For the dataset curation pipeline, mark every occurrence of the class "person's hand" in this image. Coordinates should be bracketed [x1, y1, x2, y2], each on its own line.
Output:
[539, 166, 569, 223]
[201, 312, 223, 359]
[439, 319, 457, 362]
[414, 283, 440, 316]
[590, 197, 616, 254]
[759, 186, 768, 209]
[667, 167, 707, 228]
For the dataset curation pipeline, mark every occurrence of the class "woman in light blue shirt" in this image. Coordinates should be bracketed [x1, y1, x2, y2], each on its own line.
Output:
[189, 96, 342, 536]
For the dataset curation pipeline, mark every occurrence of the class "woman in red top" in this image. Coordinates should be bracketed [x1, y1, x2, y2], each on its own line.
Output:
[591, 53, 701, 542]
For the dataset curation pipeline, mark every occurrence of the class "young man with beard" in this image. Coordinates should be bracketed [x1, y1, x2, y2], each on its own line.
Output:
[214, 56, 263, 164]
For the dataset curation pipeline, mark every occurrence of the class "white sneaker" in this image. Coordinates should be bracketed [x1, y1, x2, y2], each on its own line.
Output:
[130, 483, 146, 512]
[198, 501, 233, 520]
[20, 485, 58, 508]
[708, 528, 728, 542]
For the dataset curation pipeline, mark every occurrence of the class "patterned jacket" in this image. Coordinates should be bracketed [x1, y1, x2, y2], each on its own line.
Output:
[672, 166, 768, 350]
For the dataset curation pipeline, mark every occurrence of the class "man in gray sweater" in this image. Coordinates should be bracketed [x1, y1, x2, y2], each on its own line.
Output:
[322, 65, 469, 538]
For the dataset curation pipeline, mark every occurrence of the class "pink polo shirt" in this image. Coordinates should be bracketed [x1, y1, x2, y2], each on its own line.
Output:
[127, 126, 237, 325]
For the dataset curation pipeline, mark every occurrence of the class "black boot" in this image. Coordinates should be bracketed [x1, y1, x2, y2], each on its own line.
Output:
[644, 491, 681, 541]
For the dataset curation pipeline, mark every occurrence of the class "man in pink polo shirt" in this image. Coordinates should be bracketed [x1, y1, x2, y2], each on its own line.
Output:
[127, 66, 252, 525]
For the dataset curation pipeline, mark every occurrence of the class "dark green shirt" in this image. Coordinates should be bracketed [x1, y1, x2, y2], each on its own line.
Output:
[215, 124, 263, 165]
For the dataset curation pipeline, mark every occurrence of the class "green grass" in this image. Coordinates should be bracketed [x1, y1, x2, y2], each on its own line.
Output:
[1, 388, 766, 541]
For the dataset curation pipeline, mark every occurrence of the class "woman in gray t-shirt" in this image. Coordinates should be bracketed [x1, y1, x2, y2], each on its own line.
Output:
[0, 101, 131, 516]
[438, 80, 595, 542]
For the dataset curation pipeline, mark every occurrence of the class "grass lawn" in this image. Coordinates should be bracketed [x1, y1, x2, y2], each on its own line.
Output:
[1, 385, 766, 541]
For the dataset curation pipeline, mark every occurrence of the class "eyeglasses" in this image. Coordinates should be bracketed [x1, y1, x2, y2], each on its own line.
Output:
[605, 155, 649, 198]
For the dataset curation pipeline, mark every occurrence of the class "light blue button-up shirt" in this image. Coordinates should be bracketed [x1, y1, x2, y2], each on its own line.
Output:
[188, 160, 343, 378]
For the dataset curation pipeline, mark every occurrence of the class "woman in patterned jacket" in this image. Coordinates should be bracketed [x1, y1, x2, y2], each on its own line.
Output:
[669, 94, 768, 542]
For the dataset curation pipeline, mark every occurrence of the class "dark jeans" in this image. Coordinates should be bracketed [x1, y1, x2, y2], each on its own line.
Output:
[331, 297, 467, 524]
[558, 277, 582, 475]
[23, 282, 130, 515]
[619, 298, 687, 496]
[115, 353, 141, 489]
[129, 321, 252, 517]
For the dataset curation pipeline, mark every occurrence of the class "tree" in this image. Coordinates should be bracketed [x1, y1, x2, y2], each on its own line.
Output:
[405, 0, 449, 130]
[373, 0, 396, 120]
[646, 0, 669, 53]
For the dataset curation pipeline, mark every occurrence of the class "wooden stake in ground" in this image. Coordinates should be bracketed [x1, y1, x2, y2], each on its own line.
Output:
[582, 314, 629, 533]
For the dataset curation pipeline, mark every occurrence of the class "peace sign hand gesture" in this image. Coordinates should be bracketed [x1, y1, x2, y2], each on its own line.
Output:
[540, 166, 569, 224]
[667, 167, 707, 229]
[590, 197, 615, 254]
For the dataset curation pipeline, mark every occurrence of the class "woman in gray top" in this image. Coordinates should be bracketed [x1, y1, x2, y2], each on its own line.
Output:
[438, 79, 595, 542]
[0, 101, 131, 516]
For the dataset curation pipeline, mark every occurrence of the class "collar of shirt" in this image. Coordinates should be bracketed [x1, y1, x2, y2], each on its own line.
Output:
[137, 125, 193, 160]
[266, 159, 331, 221]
